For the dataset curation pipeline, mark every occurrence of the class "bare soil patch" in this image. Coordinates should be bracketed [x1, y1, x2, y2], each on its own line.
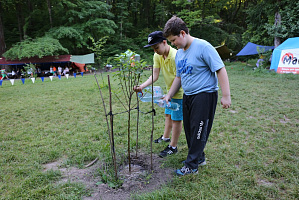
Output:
[43, 153, 174, 200]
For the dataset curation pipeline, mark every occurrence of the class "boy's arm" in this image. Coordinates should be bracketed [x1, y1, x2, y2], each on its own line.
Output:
[164, 76, 181, 102]
[216, 67, 231, 109]
[133, 68, 160, 92]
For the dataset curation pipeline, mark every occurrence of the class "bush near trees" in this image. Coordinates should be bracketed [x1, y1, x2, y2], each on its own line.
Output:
[0, 0, 298, 67]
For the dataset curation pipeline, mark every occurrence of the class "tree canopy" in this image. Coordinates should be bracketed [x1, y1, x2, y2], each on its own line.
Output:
[3, 36, 68, 60]
[0, 0, 298, 65]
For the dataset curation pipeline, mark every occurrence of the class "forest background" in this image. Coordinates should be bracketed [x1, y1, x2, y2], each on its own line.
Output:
[0, 0, 299, 67]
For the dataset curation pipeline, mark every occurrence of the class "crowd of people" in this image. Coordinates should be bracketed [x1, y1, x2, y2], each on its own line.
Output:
[0, 65, 71, 80]
[0, 68, 23, 80]
[49, 66, 69, 76]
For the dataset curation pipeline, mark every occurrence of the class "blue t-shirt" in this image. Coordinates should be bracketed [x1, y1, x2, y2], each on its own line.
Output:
[175, 38, 224, 95]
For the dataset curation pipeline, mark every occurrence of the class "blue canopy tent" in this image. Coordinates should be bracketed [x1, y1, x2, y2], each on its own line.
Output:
[236, 42, 274, 56]
[270, 37, 299, 74]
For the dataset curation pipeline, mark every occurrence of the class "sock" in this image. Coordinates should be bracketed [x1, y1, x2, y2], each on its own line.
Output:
[168, 145, 176, 149]
[162, 136, 169, 141]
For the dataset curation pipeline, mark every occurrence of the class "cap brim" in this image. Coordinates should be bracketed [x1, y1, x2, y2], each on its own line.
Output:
[143, 40, 164, 48]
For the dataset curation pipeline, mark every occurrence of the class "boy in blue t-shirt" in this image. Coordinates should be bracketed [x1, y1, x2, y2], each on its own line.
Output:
[163, 16, 231, 176]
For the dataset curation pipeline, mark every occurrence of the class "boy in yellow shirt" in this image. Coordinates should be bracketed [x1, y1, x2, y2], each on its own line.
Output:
[134, 31, 183, 157]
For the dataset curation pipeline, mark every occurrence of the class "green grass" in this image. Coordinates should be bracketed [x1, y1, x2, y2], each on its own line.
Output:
[1, 63, 298, 199]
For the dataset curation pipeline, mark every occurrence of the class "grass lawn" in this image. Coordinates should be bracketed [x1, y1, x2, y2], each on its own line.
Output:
[0, 62, 298, 199]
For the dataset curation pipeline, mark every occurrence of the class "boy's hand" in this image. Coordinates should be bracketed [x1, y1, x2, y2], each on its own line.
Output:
[221, 95, 231, 109]
[133, 85, 143, 92]
[163, 94, 171, 103]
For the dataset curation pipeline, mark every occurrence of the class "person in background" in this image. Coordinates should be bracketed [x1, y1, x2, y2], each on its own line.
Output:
[36, 67, 42, 77]
[133, 31, 184, 158]
[58, 66, 62, 75]
[11, 69, 16, 79]
[17, 69, 21, 78]
[163, 16, 231, 175]
[53, 66, 57, 76]
[1, 69, 8, 80]
[50, 66, 53, 76]
[63, 66, 69, 75]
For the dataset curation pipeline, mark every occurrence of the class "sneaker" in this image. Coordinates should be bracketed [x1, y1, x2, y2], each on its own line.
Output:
[154, 135, 170, 143]
[175, 166, 198, 176]
[198, 160, 207, 166]
[159, 145, 178, 158]
[182, 160, 206, 166]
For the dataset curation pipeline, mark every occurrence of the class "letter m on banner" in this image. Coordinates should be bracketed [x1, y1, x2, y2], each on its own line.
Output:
[277, 49, 299, 74]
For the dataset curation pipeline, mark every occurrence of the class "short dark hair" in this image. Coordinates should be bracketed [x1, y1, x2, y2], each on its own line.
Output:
[163, 16, 189, 38]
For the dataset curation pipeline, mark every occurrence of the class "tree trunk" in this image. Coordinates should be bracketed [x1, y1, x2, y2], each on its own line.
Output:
[0, 2, 6, 56]
[16, 2, 24, 41]
[231, 0, 242, 26]
[274, 11, 281, 48]
[201, 0, 207, 21]
[159, 0, 164, 27]
[47, 0, 53, 28]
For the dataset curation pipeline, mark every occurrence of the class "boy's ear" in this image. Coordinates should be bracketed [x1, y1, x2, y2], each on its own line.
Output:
[180, 30, 186, 37]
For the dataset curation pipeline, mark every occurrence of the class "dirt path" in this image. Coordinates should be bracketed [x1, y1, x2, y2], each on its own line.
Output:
[43, 154, 174, 199]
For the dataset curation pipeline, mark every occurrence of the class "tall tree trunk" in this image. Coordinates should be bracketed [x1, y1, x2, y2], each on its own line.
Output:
[16, 2, 25, 41]
[231, 0, 242, 26]
[47, 0, 53, 28]
[201, 0, 207, 21]
[159, 0, 164, 27]
[200, 0, 208, 33]
[0, 2, 6, 56]
[133, 0, 138, 26]
[143, 0, 150, 28]
[274, 11, 281, 48]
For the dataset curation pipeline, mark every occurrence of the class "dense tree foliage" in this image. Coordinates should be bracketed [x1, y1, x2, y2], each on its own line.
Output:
[243, 0, 299, 46]
[0, 0, 298, 66]
[3, 36, 68, 60]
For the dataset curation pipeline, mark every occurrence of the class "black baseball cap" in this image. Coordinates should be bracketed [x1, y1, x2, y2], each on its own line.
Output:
[144, 31, 166, 48]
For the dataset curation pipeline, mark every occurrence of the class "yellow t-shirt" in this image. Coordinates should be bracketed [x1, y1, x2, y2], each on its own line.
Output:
[153, 46, 183, 99]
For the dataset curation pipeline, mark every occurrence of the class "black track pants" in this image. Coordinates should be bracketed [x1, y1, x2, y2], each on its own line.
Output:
[183, 92, 218, 169]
